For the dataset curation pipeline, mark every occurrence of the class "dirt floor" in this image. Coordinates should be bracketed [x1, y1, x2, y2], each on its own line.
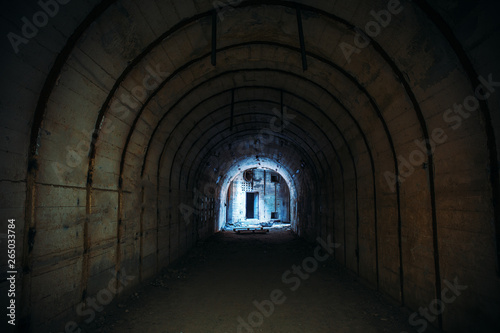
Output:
[84, 229, 437, 333]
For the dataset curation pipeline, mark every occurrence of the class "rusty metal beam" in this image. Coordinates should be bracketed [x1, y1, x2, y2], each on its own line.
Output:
[296, 5, 308, 71]
[211, 10, 217, 66]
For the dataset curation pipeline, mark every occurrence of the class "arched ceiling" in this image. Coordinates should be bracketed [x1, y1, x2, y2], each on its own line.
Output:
[32, 1, 420, 192]
[10, 0, 496, 259]
[1, 1, 500, 331]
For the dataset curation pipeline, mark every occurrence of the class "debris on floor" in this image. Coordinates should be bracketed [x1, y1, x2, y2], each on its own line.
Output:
[95, 229, 424, 333]
[150, 268, 190, 288]
[223, 221, 292, 231]
[233, 227, 270, 234]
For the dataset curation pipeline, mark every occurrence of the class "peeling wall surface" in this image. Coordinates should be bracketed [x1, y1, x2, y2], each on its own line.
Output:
[0, 0, 499, 332]
[227, 169, 290, 224]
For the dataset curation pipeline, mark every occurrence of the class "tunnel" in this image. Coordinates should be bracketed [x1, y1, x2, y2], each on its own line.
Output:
[1, 0, 500, 332]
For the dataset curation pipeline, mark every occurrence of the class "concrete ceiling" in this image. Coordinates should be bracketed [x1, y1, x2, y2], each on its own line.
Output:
[1, 0, 499, 331]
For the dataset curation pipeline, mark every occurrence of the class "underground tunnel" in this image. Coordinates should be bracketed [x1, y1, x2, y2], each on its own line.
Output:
[1, 0, 500, 332]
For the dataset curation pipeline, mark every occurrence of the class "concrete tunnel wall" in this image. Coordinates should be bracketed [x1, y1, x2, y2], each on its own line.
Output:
[0, 0, 499, 332]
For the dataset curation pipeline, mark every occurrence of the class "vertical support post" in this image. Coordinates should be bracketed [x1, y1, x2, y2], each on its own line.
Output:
[296, 5, 308, 71]
[264, 170, 266, 196]
[275, 183, 277, 212]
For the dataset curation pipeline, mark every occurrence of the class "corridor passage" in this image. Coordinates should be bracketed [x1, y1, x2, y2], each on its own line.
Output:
[2, 1, 500, 331]
[92, 230, 427, 333]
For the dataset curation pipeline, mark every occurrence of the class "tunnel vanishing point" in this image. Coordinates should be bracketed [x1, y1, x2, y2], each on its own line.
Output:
[1, 0, 500, 332]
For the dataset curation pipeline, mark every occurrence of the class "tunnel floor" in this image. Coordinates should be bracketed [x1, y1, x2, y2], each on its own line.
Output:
[89, 230, 431, 333]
